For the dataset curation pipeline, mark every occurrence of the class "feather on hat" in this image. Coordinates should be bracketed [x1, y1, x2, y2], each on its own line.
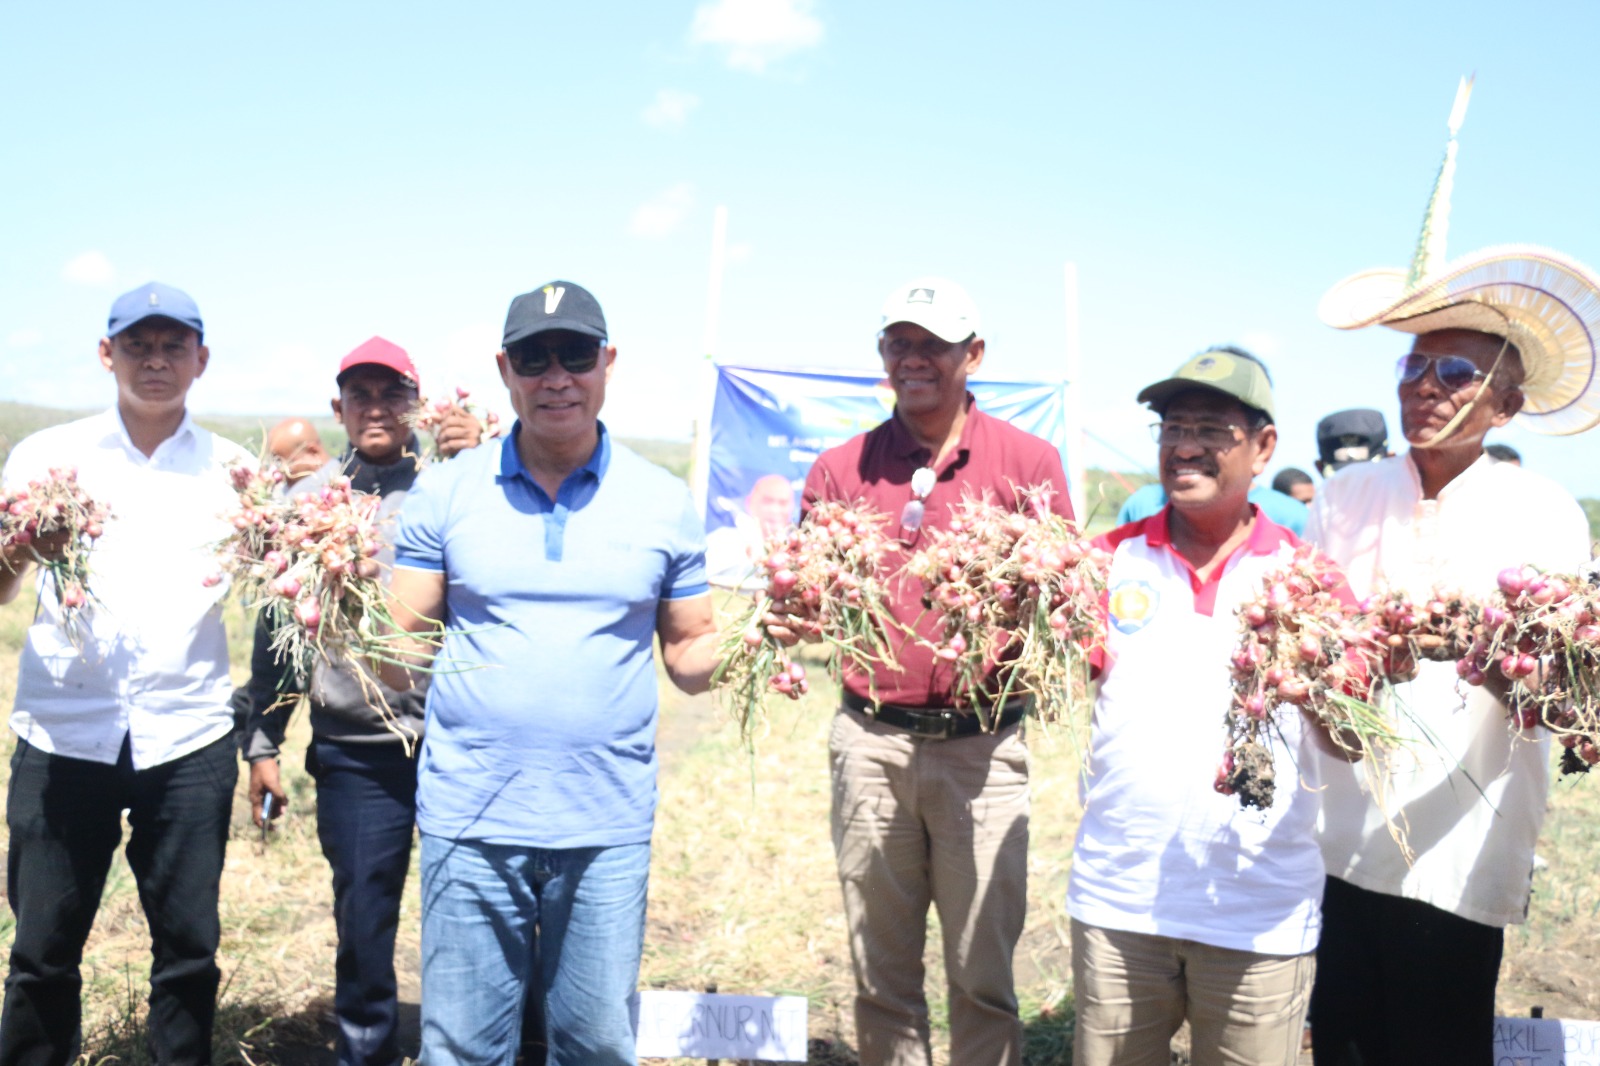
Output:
[1318, 78, 1600, 435]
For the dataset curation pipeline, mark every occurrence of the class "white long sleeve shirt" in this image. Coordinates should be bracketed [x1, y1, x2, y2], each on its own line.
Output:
[3, 409, 252, 769]
[1307, 453, 1592, 926]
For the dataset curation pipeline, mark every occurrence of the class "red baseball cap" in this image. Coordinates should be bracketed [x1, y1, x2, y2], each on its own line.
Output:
[337, 336, 420, 390]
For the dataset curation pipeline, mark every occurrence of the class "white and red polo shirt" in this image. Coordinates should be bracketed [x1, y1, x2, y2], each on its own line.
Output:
[1065, 507, 1327, 957]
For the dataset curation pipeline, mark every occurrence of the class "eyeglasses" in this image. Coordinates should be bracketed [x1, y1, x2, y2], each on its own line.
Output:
[883, 335, 963, 360]
[900, 466, 937, 532]
[506, 336, 604, 378]
[1149, 421, 1245, 450]
[1396, 353, 1488, 392]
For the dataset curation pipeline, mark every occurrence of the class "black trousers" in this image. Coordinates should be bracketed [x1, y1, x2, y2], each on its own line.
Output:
[1311, 875, 1504, 1066]
[1, 733, 237, 1066]
[307, 740, 417, 1066]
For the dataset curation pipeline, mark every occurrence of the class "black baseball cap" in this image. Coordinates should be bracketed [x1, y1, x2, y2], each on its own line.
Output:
[1316, 408, 1389, 471]
[503, 281, 607, 347]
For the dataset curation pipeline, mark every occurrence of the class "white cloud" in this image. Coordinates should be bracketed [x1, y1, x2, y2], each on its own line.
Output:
[7, 328, 42, 348]
[629, 183, 696, 239]
[643, 88, 701, 130]
[727, 242, 754, 263]
[62, 250, 115, 286]
[689, 0, 822, 73]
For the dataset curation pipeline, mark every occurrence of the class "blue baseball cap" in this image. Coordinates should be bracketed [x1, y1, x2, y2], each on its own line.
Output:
[107, 282, 204, 341]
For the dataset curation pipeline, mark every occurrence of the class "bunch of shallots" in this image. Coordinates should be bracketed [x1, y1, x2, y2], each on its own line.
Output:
[1357, 586, 1481, 668]
[1458, 565, 1600, 774]
[1221, 546, 1392, 810]
[711, 500, 892, 739]
[212, 465, 427, 685]
[406, 386, 504, 457]
[0, 467, 111, 635]
[904, 490, 1108, 727]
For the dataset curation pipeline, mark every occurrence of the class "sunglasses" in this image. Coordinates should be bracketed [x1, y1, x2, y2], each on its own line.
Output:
[506, 337, 604, 378]
[1395, 353, 1488, 392]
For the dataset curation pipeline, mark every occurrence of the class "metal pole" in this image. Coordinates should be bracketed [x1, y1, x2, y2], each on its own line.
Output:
[690, 206, 729, 517]
[1062, 262, 1087, 521]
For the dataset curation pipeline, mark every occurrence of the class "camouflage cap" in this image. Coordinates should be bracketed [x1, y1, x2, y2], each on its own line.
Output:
[1136, 346, 1276, 422]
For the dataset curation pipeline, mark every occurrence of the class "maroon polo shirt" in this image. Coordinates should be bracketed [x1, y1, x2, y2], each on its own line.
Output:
[802, 397, 1074, 709]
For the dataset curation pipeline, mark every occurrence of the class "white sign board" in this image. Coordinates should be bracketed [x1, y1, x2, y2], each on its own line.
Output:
[633, 990, 808, 1062]
[1493, 1016, 1600, 1065]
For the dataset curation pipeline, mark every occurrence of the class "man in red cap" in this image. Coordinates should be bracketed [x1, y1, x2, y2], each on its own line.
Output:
[241, 337, 482, 1066]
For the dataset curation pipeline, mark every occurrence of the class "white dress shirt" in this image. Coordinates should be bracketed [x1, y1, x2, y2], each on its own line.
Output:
[3, 408, 252, 769]
[1307, 453, 1592, 926]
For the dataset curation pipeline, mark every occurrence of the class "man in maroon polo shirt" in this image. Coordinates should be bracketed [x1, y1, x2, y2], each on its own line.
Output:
[803, 278, 1073, 1066]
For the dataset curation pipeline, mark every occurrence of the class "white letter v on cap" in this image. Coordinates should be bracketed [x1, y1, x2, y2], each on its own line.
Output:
[543, 286, 565, 314]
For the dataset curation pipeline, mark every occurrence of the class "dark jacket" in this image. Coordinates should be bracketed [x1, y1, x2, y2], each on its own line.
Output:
[242, 443, 428, 761]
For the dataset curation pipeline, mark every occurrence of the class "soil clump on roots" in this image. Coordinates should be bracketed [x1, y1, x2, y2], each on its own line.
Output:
[1226, 741, 1276, 810]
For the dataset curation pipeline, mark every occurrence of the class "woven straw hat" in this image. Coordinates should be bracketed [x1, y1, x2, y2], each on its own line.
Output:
[1320, 247, 1600, 434]
[1318, 80, 1600, 435]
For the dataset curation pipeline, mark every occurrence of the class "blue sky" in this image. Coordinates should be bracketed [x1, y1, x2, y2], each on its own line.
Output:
[3, 1, 1598, 498]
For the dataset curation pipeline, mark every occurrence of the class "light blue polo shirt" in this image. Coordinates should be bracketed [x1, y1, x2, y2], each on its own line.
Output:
[393, 423, 709, 848]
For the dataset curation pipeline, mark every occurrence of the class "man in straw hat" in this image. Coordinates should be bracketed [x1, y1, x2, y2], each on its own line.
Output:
[1306, 79, 1598, 1066]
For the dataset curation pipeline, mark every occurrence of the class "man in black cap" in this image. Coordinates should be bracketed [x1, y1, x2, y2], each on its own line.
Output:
[383, 281, 720, 1065]
[1314, 409, 1389, 478]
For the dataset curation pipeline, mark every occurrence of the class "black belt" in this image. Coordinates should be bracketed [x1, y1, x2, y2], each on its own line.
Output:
[842, 690, 1029, 738]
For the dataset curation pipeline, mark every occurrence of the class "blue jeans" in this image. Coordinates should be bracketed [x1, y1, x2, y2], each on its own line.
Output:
[417, 834, 650, 1066]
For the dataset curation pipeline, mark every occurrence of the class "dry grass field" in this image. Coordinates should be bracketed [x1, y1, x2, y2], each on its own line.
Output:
[0, 403, 1594, 1063]
[0, 586, 1598, 1065]
[0, 590, 1084, 1065]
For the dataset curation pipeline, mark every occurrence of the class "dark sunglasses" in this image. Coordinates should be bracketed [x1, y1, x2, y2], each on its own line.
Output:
[506, 337, 603, 377]
[1396, 353, 1488, 392]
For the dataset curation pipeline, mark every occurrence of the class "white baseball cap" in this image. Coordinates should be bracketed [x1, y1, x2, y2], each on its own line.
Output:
[879, 277, 981, 343]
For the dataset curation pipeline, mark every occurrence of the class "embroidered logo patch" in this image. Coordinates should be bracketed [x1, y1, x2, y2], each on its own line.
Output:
[1189, 353, 1235, 381]
[1108, 580, 1159, 634]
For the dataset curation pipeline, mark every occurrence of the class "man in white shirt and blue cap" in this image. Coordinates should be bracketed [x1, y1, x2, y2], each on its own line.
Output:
[0, 283, 253, 1066]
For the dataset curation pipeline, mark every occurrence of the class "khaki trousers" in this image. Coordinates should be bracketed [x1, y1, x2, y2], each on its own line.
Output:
[1071, 920, 1314, 1066]
[828, 706, 1029, 1066]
